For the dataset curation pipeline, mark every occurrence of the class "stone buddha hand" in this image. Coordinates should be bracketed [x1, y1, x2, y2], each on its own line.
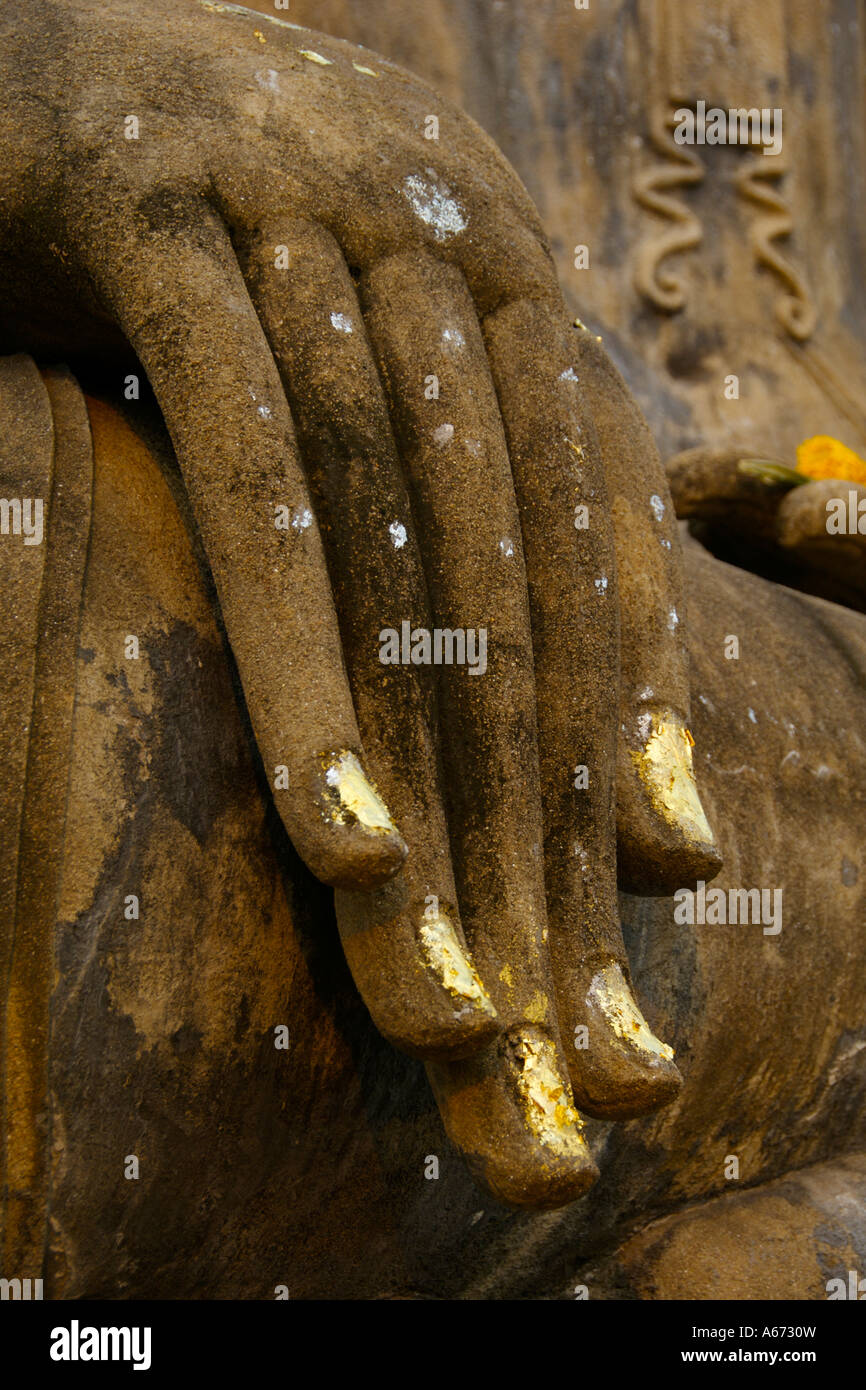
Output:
[0, 0, 721, 1205]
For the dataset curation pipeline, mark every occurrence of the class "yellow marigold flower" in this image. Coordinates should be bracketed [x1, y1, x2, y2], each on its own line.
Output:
[796, 435, 866, 486]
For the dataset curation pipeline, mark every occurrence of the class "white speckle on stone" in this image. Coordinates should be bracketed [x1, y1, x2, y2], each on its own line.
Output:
[402, 174, 467, 242]
[257, 404, 272, 420]
[661, 538, 672, 549]
[198, 1, 303, 30]
[637, 686, 654, 700]
[499, 537, 514, 557]
[433, 422, 454, 446]
[464, 438, 482, 456]
[325, 765, 340, 787]
[667, 607, 679, 630]
[442, 327, 465, 348]
[330, 311, 353, 334]
[650, 494, 665, 522]
[637, 711, 652, 741]
[389, 521, 407, 549]
[747, 707, 757, 723]
[255, 68, 280, 92]
[595, 576, 608, 594]
[291, 507, 313, 532]
[559, 367, 579, 383]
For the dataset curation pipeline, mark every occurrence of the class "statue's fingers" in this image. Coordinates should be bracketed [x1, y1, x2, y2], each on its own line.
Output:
[776, 477, 866, 552]
[668, 451, 866, 609]
[776, 478, 866, 604]
[362, 252, 596, 1205]
[239, 219, 498, 1058]
[484, 299, 681, 1119]
[666, 444, 790, 550]
[574, 330, 721, 897]
[93, 207, 407, 891]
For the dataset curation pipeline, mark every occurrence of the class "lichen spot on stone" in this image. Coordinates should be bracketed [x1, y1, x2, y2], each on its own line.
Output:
[559, 367, 579, 383]
[650, 493, 665, 521]
[330, 311, 353, 334]
[389, 520, 407, 549]
[196, 2, 302, 31]
[433, 422, 454, 446]
[402, 174, 467, 242]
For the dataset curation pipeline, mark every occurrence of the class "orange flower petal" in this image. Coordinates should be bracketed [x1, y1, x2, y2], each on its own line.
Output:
[796, 435, 866, 486]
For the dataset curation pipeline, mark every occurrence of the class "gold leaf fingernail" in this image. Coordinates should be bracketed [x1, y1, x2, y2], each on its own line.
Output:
[587, 963, 674, 1062]
[419, 905, 495, 1014]
[321, 751, 396, 834]
[632, 711, 714, 846]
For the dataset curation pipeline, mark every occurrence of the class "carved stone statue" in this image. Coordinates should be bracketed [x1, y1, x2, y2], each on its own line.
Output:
[1, 0, 863, 1300]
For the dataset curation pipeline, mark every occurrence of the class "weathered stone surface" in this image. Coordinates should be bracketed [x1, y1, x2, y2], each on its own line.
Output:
[576, 1153, 866, 1301]
[1, 383, 860, 1297]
